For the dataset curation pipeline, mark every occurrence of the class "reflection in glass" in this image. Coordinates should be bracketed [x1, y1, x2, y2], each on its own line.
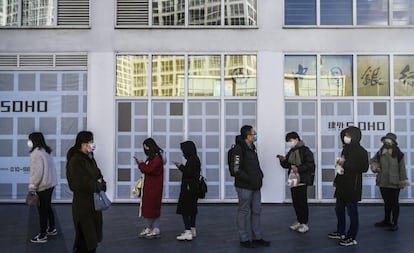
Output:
[357, 0, 388, 25]
[394, 55, 414, 96]
[320, 55, 353, 96]
[320, 0, 352, 25]
[392, 0, 414, 25]
[22, 0, 54, 26]
[188, 55, 221, 96]
[152, 55, 185, 96]
[357, 55, 389, 96]
[0, 0, 18, 26]
[152, 0, 184, 26]
[116, 55, 149, 96]
[284, 0, 316, 25]
[284, 55, 317, 96]
[224, 0, 257, 26]
[189, 0, 221, 25]
[224, 55, 256, 96]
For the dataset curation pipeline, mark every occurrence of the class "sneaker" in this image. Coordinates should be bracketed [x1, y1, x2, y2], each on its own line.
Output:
[240, 240, 255, 248]
[30, 234, 48, 243]
[289, 221, 301, 231]
[388, 224, 399, 231]
[339, 237, 357, 246]
[191, 227, 197, 238]
[145, 228, 161, 239]
[47, 228, 58, 236]
[328, 232, 345, 239]
[139, 227, 151, 238]
[252, 239, 270, 247]
[297, 224, 309, 233]
[375, 220, 392, 227]
[176, 230, 193, 241]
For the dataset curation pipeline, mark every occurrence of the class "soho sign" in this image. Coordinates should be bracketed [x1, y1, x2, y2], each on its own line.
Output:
[0, 100, 48, 112]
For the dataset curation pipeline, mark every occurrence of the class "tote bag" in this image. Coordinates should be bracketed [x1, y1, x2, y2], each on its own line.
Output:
[94, 191, 111, 211]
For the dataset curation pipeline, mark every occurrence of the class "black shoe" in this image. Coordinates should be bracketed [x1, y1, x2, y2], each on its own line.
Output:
[388, 224, 399, 231]
[240, 240, 255, 248]
[253, 239, 271, 247]
[375, 220, 392, 227]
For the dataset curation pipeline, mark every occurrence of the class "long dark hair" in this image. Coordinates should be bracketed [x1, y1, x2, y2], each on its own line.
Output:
[67, 131, 93, 163]
[28, 132, 52, 154]
[143, 138, 163, 161]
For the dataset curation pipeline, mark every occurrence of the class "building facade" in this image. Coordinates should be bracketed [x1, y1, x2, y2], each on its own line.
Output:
[0, 0, 413, 203]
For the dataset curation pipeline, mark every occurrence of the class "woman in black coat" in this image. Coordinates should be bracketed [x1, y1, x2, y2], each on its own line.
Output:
[174, 141, 201, 241]
[67, 131, 106, 253]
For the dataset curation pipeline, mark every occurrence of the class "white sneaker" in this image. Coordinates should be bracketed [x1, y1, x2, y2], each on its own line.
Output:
[289, 221, 301, 231]
[139, 227, 151, 238]
[176, 230, 193, 241]
[191, 227, 197, 238]
[297, 224, 309, 233]
[146, 228, 161, 239]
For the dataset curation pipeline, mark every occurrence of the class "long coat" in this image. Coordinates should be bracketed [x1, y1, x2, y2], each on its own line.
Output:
[138, 154, 164, 218]
[67, 148, 105, 251]
[176, 141, 201, 216]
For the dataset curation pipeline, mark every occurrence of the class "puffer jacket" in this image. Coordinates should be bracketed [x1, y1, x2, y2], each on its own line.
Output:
[28, 148, 57, 192]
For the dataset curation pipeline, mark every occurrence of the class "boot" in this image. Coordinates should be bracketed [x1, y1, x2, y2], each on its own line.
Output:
[191, 227, 197, 238]
[176, 230, 192, 241]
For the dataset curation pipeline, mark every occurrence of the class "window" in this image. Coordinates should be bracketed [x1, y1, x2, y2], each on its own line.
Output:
[320, 0, 352, 25]
[284, 0, 316, 25]
[357, 55, 389, 96]
[224, 55, 257, 96]
[284, 55, 317, 96]
[394, 55, 414, 96]
[116, 55, 149, 96]
[152, 55, 185, 96]
[392, 0, 414, 25]
[320, 55, 353, 96]
[188, 55, 220, 96]
[357, 0, 388, 25]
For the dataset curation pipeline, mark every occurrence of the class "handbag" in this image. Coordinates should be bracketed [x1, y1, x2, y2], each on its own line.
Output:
[132, 176, 143, 198]
[94, 190, 111, 211]
[26, 191, 39, 207]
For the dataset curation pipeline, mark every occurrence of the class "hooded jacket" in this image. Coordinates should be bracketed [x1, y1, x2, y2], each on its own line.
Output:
[334, 126, 369, 202]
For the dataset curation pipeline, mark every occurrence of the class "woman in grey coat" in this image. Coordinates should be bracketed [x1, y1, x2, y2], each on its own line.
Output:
[370, 133, 410, 231]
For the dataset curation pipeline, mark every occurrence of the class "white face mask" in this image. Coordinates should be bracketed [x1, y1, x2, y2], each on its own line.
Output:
[343, 136, 351, 144]
[286, 141, 297, 149]
[27, 140, 33, 149]
[89, 142, 96, 152]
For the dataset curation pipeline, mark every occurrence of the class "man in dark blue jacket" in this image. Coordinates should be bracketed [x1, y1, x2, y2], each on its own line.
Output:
[231, 125, 270, 248]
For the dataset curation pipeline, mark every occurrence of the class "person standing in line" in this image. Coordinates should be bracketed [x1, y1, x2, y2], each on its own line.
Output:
[67, 131, 107, 253]
[370, 133, 410, 231]
[230, 125, 270, 248]
[135, 138, 165, 239]
[174, 140, 200, 241]
[328, 126, 369, 247]
[28, 132, 58, 243]
[277, 132, 315, 233]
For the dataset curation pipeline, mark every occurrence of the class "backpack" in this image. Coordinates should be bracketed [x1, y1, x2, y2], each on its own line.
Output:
[227, 144, 242, 177]
[197, 175, 208, 199]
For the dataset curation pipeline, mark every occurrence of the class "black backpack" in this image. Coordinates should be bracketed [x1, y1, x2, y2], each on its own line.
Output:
[227, 144, 242, 177]
[197, 175, 208, 199]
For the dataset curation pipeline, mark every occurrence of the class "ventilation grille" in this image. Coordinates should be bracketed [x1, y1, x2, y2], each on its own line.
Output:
[116, 0, 149, 26]
[56, 55, 88, 67]
[19, 55, 54, 67]
[0, 55, 18, 67]
[58, 0, 90, 26]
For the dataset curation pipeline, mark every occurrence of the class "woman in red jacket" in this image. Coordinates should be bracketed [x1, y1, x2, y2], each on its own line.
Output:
[135, 138, 165, 239]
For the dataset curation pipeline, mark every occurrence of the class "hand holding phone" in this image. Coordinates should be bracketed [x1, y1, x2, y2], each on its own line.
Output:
[276, 154, 285, 161]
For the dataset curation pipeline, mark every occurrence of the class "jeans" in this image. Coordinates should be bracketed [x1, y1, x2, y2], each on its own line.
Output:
[37, 187, 55, 235]
[182, 215, 196, 230]
[335, 198, 358, 240]
[145, 218, 160, 230]
[380, 187, 400, 224]
[291, 185, 309, 224]
[236, 187, 262, 242]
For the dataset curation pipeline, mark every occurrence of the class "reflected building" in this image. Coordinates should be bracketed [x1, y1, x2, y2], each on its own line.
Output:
[0, 0, 18, 26]
[22, 0, 54, 26]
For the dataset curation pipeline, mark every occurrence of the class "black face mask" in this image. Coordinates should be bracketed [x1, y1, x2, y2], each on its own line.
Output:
[144, 149, 151, 156]
[383, 143, 393, 149]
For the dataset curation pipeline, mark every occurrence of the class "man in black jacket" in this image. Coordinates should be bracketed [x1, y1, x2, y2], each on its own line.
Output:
[231, 125, 270, 248]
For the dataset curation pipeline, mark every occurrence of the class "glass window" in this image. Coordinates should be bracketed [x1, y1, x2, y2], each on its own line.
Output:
[320, 0, 352, 25]
[22, 0, 54, 26]
[394, 55, 414, 96]
[392, 0, 414, 25]
[357, 55, 389, 96]
[284, 0, 316, 25]
[189, 0, 221, 25]
[224, 0, 257, 26]
[188, 55, 221, 96]
[224, 55, 256, 96]
[320, 55, 353, 96]
[357, 0, 388, 25]
[116, 55, 149, 97]
[284, 55, 317, 96]
[152, 0, 185, 26]
[0, 0, 19, 26]
[152, 55, 185, 96]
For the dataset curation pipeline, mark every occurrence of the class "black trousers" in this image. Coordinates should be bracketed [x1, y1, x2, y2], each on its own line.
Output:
[290, 185, 309, 224]
[37, 187, 55, 235]
[380, 187, 400, 225]
[182, 215, 196, 230]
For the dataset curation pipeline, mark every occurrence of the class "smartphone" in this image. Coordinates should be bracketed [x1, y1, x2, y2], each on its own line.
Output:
[133, 156, 138, 161]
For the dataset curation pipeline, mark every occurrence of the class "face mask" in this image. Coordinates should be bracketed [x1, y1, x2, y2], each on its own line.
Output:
[144, 149, 151, 156]
[27, 140, 33, 149]
[343, 136, 351, 144]
[253, 134, 258, 142]
[88, 142, 96, 152]
[286, 141, 296, 149]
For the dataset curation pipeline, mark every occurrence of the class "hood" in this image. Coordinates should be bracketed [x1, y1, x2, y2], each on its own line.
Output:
[340, 126, 361, 144]
[180, 141, 197, 158]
